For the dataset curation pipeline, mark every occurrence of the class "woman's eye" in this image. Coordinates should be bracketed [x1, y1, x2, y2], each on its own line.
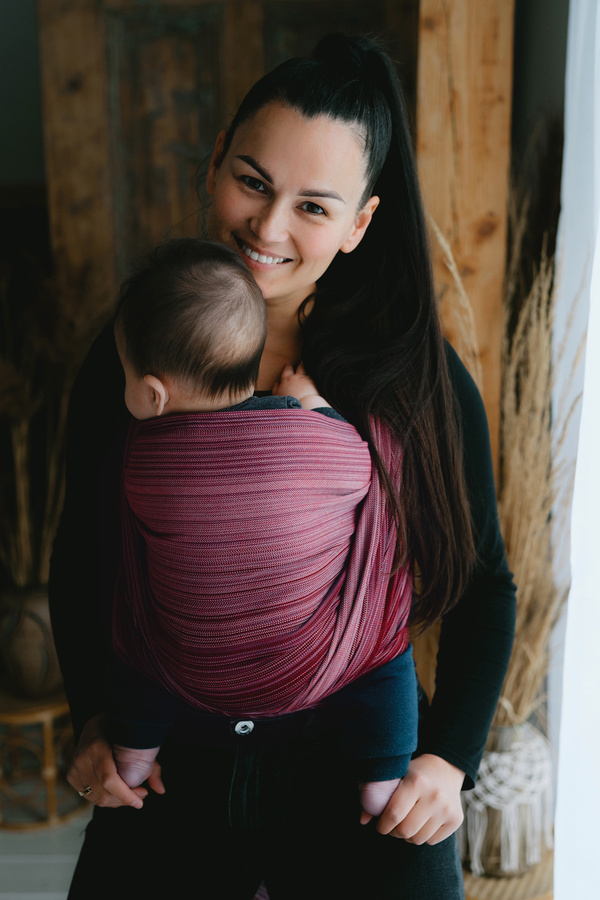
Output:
[301, 201, 326, 216]
[241, 175, 265, 192]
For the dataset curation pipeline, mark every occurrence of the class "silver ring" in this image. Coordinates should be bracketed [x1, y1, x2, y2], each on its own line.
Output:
[78, 785, 93, 797]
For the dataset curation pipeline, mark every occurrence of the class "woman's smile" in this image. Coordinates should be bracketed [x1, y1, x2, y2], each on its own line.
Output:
[234, 236, 290, 267]
[206, 102, 379, 312]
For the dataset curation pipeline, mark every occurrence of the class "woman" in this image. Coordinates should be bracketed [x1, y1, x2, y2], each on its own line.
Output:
[49, 33, 516, 899]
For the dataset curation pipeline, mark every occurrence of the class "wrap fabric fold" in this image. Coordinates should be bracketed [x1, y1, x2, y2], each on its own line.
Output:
[112, 410, 412, 716]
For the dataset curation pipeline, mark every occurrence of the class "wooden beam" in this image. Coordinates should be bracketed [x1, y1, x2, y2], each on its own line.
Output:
[416, 0, 515, 481]
[37, 0, 116, 333]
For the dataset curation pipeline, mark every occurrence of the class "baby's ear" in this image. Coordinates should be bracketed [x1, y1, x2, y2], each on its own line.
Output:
[143, 374, 169, 417]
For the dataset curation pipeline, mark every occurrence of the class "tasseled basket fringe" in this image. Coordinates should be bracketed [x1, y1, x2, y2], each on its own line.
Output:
[459, 723, 554, 877]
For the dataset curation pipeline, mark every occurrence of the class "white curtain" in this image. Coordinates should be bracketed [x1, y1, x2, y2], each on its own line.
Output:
[554, 1, 600, 897]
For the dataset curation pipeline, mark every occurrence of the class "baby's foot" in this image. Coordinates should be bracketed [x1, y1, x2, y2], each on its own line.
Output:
[358, 778, 401, 818]
[113, 745, 160, 788]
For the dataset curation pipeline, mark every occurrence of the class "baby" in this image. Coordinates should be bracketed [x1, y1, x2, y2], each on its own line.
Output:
[107, 237, 417, 820]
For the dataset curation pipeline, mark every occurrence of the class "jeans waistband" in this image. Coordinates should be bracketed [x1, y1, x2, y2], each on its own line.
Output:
[170, 702, 335, 749]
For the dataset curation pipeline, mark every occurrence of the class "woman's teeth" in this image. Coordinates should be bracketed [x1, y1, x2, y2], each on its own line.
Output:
[240, 242, 286, 265]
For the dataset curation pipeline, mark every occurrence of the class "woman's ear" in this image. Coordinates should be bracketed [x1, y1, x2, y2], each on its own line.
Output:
[143, 374, 169, 417]
[206, 130, 227, 196]
[340, 196, 380, 254]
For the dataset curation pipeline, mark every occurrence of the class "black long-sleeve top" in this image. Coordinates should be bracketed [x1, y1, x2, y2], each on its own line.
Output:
[48, 324, 516, 789]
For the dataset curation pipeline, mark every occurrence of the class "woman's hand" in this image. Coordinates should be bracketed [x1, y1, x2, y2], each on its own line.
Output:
[373, 754, 465, 845]
[67, 714, 166, 809]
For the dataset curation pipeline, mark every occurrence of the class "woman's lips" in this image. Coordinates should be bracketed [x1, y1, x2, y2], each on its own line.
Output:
[235, 237, 290, 266]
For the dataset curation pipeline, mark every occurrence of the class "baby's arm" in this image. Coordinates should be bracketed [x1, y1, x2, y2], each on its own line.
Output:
[325, 651, 419, 824]
[106, 653, 174, 788]
[273, 363, 331, 410]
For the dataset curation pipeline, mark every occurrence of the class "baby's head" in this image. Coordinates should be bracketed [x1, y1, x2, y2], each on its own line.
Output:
[114, 238, 267, 418]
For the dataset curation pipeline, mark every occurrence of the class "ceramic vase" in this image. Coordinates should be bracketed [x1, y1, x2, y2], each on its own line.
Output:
[0, 586, 63, 698]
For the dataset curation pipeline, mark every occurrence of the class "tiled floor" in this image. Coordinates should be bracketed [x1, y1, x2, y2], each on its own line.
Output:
[0, 807, 92, 900]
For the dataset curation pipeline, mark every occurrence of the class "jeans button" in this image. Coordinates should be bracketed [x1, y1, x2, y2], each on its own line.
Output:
[234, 720, 254, 735]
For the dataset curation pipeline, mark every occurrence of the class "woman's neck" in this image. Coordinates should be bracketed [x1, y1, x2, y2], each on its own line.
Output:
[256, 299, 310, 391]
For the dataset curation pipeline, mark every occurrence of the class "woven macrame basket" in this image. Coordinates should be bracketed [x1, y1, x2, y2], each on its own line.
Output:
[458, 723, 554, 877]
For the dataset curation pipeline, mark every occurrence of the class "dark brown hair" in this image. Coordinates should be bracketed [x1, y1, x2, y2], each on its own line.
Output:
[218, 34, 477, 628]
[116, 238, 267, 399]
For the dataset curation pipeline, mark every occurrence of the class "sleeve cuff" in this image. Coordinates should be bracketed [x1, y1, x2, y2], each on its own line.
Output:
[105, 717, 170, 750]
[352, 753, 411, 782]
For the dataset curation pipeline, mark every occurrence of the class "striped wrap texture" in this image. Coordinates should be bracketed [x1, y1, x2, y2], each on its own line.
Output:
[112, 410, 412, 716]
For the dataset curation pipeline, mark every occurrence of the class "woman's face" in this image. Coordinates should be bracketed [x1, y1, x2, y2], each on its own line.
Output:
[206, 103, 379, 313]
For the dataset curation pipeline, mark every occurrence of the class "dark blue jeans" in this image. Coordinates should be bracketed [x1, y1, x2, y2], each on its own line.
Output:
[68, 726, 465, 900]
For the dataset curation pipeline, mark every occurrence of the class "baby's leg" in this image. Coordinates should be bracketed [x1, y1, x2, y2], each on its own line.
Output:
[358, 778, 401, 818]
[113, 745, 161, 788]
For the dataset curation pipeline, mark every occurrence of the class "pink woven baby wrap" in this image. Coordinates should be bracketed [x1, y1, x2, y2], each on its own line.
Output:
[112, 409, 412, 716]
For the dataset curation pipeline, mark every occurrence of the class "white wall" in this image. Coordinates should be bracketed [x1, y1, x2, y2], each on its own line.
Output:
[553, 7, 600, 893]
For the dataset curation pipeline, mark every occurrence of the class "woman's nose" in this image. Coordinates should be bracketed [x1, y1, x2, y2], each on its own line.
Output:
[250, 201, 289, 244]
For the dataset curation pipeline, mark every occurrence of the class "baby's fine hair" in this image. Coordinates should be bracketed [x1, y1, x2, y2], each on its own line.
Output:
[115, 238, 267, 399]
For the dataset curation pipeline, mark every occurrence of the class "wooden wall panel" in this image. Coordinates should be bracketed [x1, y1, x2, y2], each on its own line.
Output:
[262, 0, 386, 70]
[37, 0, 420, 341]
[105, 6, 223, 273]
[416, 0, 516, 478]
[37, 1, 116, 327]
[220, 1, 265, 120]
[38, 0, 513, 449]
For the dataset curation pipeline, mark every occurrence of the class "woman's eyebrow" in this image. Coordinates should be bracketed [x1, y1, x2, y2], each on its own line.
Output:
[298, 188, 345, 204]
[236, 154, 345, 203]
[237, 154, 273, 184]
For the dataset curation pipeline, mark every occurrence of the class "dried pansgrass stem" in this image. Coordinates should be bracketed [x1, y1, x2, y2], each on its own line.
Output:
[492, 153, 585, 726]
[422, 205, 582, 728]
[428, 215, 484, 394]
[496, 249, 561, 726]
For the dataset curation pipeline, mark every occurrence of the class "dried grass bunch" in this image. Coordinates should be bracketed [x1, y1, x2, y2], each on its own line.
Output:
[493, 195, 582, 727]
[423, 121, 581, 728]
[496, 247, 556, 725]
[0, 251, 96, 589]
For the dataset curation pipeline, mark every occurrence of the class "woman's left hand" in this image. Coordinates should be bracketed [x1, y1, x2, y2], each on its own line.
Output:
[374, 754, 465, 845]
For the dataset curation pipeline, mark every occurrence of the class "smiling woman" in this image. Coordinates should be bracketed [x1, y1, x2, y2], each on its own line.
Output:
[48, 32, 516, 900]
[206, 102, 379, 316]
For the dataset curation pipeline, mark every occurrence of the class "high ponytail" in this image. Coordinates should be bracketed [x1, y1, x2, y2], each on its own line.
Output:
[218, 34, 477, 628]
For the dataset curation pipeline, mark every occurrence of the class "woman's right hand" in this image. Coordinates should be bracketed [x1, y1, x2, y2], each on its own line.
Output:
[67, 714, 166, 809]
